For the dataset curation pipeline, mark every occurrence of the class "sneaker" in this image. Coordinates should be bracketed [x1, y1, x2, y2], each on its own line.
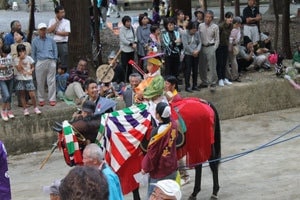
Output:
[224, 78, 232, 85]
[34, 107, 42, 114]
[7, 110, 15, 119]
[24, 109, 29, 116]
[218, 79, 224, 87]
[1, 111, 8, 121]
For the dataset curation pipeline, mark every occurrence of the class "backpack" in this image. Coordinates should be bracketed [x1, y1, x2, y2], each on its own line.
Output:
[268, 52, 278, 64]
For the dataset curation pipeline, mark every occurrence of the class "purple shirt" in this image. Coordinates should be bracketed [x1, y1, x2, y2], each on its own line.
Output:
[0, 141, 11, 200]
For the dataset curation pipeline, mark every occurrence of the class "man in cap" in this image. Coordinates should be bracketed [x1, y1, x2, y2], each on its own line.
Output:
[32, 22, 58, 106]
[150, 179, 182, 200]
[43, 179, 61, 200]
[141, 102, 178, 198]
[83, 143, 124, 200]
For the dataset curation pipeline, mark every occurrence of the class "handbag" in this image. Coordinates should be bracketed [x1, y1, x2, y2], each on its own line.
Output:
[233, 45, 239, 56]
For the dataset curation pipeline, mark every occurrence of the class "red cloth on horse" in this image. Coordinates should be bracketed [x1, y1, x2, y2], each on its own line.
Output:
[116, 148, 143, 195]
[171, 97, 215, 166]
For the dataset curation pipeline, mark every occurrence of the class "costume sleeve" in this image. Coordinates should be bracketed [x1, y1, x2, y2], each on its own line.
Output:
[141, 128, 160, 173]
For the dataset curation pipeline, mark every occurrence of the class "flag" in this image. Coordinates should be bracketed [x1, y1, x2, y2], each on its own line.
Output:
[62, 120, 83, 166]
[96, 103, 151, 172]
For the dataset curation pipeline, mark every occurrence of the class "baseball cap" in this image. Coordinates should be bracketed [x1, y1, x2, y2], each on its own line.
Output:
[151, 179, 182, 200]
[37, 23, 47, 29]
[43, 179, 61, 195]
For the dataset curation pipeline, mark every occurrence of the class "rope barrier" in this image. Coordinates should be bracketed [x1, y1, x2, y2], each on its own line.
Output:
[181, 124, 300, 170]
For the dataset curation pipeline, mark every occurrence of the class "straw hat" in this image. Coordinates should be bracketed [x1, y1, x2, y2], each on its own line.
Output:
[141, 51, 164, 66]
[96, 64, 115, 83]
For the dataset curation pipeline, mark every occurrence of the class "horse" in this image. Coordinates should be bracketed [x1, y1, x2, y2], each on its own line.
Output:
[56, 97, 221, 199]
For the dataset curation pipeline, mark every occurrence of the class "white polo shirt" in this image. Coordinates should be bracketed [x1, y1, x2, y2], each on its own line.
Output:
[48, 18, 71, 43]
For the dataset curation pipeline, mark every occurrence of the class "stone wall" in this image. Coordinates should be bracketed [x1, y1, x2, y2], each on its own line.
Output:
[1, 77, 299, 155]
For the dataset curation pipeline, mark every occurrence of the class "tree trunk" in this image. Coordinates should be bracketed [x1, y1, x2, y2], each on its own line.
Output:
[171, 0, 192, 19]
[273, 0, 279, 51]
[0, 0, 8, 9]
[202, 0, 207, 11]
[282, 0, 292, 58]
[234, 0, 240, 17]
[93, 0, 102, 65]
[219, 0, 225, 22]
[63, 0, 94, 69]
[265, 0, 284, 14]
[27, 0, 36, 43]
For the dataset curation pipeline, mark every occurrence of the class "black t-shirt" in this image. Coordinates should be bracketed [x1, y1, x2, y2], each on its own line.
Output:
[243, 5, 260, 25]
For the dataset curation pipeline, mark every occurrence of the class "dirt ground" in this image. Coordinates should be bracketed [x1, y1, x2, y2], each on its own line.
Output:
[8, 107, 300, 200]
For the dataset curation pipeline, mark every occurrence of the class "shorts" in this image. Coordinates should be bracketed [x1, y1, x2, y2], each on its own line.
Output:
[15, 79, 36, 91]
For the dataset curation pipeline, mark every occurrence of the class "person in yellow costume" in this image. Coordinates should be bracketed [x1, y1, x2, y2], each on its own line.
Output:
[135, 51, 164, 103]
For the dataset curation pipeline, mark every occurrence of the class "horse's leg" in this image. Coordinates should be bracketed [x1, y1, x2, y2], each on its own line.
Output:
[132, 187, 141, 200]
[188, 164, 202, 200]
[209, 147, 220, 199]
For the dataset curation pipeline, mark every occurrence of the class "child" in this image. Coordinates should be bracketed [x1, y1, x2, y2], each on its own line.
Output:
[228, 16, 242, 82]
[0, 45, 15, 121]
[56, 64, 69, 100]
[14, 44, 41, 116]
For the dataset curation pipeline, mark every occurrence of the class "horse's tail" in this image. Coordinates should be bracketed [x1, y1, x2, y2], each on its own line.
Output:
[208, 102, 221, 161]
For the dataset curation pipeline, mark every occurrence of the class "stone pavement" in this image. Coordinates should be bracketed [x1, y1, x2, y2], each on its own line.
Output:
[8, 107, 300, 200]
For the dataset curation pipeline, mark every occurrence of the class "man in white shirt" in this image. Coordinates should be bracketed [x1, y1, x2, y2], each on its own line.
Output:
[48, 5, 71, 70]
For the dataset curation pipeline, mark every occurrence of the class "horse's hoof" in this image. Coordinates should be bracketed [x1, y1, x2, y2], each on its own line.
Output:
[211, 194, 218, 199]
[188, 195, 197, 200]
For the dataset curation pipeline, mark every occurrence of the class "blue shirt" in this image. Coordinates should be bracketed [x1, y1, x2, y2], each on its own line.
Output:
[4, 32, 27, 46]
[102, 164, 124, 200]
[31, 36, 58, 62]
[56, 73, 69, 92]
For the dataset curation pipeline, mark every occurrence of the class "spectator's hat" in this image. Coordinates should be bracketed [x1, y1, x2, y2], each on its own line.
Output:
[194, 8, 204, 17]
[141, 51, 164, 67]
[37, 23, 47, 30]
[43, 179, 61, 195]
[82, 100, 96, 113]
[96, 64, 115, 83]
[151, 179, 182, 200]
